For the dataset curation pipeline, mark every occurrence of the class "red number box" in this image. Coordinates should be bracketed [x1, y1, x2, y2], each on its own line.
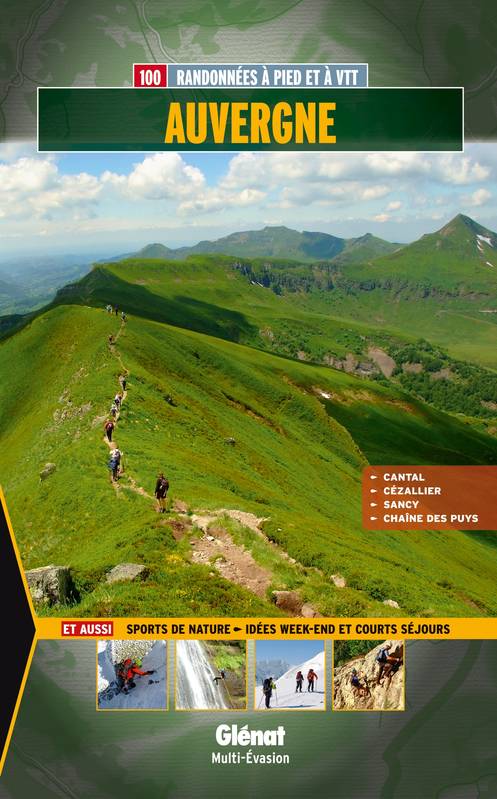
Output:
[133, 64, 167, 87]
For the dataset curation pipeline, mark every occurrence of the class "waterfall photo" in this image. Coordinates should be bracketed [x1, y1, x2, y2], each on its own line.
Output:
[175, 640, 247, 710]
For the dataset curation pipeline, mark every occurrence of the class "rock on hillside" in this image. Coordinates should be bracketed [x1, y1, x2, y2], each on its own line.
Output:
[333, 640, 404, 711]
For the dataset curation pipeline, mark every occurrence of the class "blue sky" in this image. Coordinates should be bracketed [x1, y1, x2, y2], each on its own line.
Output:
[256, 640, 324, 666]
[1, 143, 496, 257]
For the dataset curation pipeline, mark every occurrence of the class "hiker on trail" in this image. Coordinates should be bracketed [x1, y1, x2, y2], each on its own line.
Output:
[376, 644, 392, 684]
[108, 447, 122, 482]
[109, 334, 114, 346]
[104, 419, 114, 443]
[116, 658, 155, 693]
[110, 402, 118, 419]
[295, 671, 304, 693]
[114, 392, 122, 408]
[106, 304, 112, 314]
[307, 669, 318, 692]
[262, 677, 276, 709]
[114, 306, 119, 316]
[119, 375, 127, 391]
[121, 311, 127, 322]
[155, 473, 169, 513]
[213, 670, 226, 685]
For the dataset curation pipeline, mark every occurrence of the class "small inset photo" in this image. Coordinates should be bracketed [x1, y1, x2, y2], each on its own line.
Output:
[176, 640, 247, 710]
[97, 640, 167, 710]
[333, 640, 405, 711]
[255, 640, 325, 710]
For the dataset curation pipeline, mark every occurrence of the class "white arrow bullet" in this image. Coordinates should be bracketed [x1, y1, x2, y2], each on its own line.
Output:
[370, 516, 377, 521]
[370, 475, 378, 480]
[370, 502, 377, 507]
[370, 488, 377, 494]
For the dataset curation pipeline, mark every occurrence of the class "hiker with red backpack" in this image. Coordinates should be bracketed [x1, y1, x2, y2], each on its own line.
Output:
[155, 473, 169, 513]
[104, 419, 114, 443]
[307, 668, 318, 692]
[295, 670, 304, 693]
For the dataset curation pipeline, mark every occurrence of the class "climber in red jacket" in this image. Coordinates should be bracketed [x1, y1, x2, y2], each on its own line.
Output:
[117, 658, 155, 692]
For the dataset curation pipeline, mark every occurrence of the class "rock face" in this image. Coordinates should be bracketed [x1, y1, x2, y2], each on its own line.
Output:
[383, 598, 400, 609]
[40, 463, 56, 481]
[25, 565, 73, 605]
[106, 563, 147, 584]
[334, 640, 404, 711]
[331, 574, 346, 588]
[272, 590, 303, 613]
[272, 590, 318, 617]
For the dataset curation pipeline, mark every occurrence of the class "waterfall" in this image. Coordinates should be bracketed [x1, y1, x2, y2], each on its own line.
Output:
[176, 641, 228, 710]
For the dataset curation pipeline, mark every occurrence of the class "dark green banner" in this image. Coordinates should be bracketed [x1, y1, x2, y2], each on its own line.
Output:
[38, 87, 463, 152]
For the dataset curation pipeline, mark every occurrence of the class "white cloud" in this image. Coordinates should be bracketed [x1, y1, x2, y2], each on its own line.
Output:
[387, 200, 402, 210]
[103, 153, 205, 200]
[373, 213, 390, 223]
[179, 186, 265, 214]
[464, 188, 491, 207]
[0, 157, 102, 221]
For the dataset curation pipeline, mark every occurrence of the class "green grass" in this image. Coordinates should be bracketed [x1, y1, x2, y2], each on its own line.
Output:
[2, 294, 497, 617]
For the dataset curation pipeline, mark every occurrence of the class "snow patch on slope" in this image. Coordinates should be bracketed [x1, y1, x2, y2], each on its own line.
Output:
[477, 234, 493, 247]
[255, 649, 325, 710]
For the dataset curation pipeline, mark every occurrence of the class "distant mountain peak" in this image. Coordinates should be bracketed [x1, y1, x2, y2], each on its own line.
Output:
[438, 213, 490, 238]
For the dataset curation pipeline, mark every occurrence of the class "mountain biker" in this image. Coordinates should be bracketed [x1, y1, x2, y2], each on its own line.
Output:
[295, 670, 304, 692]
[104, 419, 114, 443]
[307, 668, 318, 692]
[262, 677, 276, 709]
[155, 473, 169, 513]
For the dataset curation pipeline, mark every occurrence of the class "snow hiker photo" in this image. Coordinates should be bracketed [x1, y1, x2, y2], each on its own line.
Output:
[255, 641, 325, 710]
[2, 147, 497, 621]
[176, 640, 247, 710]
[333, 640, 405, 711]
[97, 639, 167, 710]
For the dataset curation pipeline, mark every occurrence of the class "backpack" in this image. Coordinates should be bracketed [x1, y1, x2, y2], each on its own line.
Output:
[376, 649, 388, 663]
[263, 678, 272, 692]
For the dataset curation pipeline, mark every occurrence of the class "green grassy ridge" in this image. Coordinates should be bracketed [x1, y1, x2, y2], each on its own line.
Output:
[2, 305, 497, 616]
[339, 214, 497, 293]
[60, 256, 497, 428]
[53, 256, 412, 366]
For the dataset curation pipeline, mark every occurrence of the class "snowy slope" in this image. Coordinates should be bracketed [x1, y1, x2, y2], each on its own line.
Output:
[98, 640, 167, 709]
[255, 649, 325, 710]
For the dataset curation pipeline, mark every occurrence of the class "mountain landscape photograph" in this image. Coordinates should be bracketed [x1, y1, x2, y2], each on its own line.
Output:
[1, 145, 497, 619]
